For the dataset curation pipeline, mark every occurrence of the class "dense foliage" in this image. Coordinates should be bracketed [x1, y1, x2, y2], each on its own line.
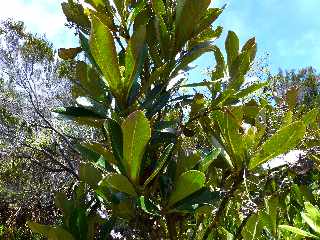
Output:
[0, 0, 319, 239]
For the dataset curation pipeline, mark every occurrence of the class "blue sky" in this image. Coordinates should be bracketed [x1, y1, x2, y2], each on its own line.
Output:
[1, 0, 319, 77]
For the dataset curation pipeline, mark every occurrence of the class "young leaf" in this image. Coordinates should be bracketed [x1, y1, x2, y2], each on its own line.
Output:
[124, 25, 146, 98]
[99, 173, 137, 197]
[143, 143, 174, 188]
[122, 111, 151, 184]
[225, 31, 239, 70]
[249, 121, 306, 170]
[175, 0, 211, 50]
[167, 170, 206, 208]
[89, 13, 122, 99]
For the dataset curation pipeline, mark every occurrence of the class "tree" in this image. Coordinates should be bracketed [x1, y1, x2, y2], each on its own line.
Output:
[20, 1, 318, 239]
[0, 19, 87, 238]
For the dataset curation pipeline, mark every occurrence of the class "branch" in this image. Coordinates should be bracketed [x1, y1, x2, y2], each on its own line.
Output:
[202, 168, 244, 240]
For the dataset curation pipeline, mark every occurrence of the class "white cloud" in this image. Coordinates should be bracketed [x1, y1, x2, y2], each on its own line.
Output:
[0, 0, 76, 48]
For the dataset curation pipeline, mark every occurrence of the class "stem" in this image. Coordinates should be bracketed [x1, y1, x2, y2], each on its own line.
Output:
[202, 169, 244, 240]
[166, 215, 178, 240]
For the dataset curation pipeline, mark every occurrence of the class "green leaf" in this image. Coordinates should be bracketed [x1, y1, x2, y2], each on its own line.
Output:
[302, 202, 320, 234]
[175, 0, 211, 49]
[124, 25, 146, 98]
[54, 106, 104, 119]
[167, 170, 206, 208]
[212, 46, 225, 80]
[286, 87, 299, 110]
[234, 82, 266, 99]
[122, 110, 151, 184]
[172, 42, 215, 77]
[61, 1, 90, 32]
[176, 151, 201, 177]
[47, 227, 75, 240]
[74, 62, 105, 99]
[249, 121, 306, 170]
[199, 148, 221, 172]
[143, 143, 174, 188]
[241, 37, 257, 62]
[195, 8, 223, 36]
[303, 108, 319, 126]
[83, 143, 116, 165]
[228, 53, 251, 91]
[225, 31, 239, 70]
[58, 47, 82, 60]
[104, 119, 125, 173]
[54, 192, 73, 220]
[212, 109, 245, 167]
[279, 225, 320, 239]
[89, 13, 122, 99]
[170, 188, 220, 213]
[136, 196, 160, 216]
[75, 144, 100, 162]
[151, 0, 166, 16]
[27, 222, 51, 236]
[99, 173, 137, 197]
[79, 163, 102, 189]
[242, 214, 262, 240]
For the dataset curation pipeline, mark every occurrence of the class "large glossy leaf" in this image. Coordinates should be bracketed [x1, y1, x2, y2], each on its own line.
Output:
[104, 119, 125, 173]
[241, 37, 257, 62]
[279, 225, 320, 239]
[241, 214, 262, 240]
[83, 143, 116, 165]
[99, 173, 137, 197]
[249, 121, 306, 170]
[167, 170, 206, 208]
[170, 188, 220, 213]
[79, 163, 102, 189]
[27, 222, 51, 236]
[122, 110, 151, 183]
[199, 148, 221, 172]
[302, 202, 320, 234]
[124, 25, 146, 98]
[225, 31, 239, 70]
[195, 8, 223, 36]
[47, 227, 75, 240]
[212, 109, 245, 167]
[89, 13, 122, 99]
[172, 42, 215, 77]
[74, 62, 105, 99]
[175, 0, 210, 50]
[212, 46, 225, 80]
[176, 151, 201, 177]
[303, 108, 319, 126]
[233, 82, 266, 99]
[136, 196, 161, 216]
[143, 143, 174, 188]
[54, 106, 104, 119]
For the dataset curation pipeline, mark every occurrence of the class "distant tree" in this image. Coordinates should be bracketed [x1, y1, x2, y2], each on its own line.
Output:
[0, 19, 87, 238]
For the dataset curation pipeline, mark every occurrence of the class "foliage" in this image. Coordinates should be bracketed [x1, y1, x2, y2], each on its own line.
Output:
[0, 1, 317, 240]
